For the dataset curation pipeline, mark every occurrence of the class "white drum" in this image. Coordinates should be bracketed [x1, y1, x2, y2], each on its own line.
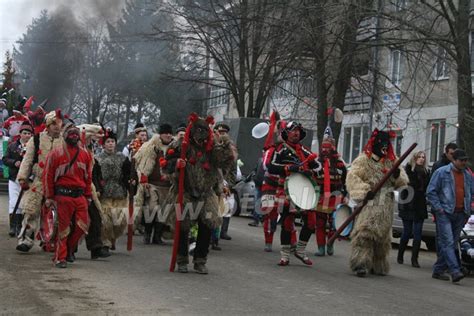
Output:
[284, 173, 319, 210]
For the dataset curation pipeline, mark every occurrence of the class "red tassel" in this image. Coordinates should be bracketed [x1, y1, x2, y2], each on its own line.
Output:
[38, 161, 45, 168]
[188, 112, 199, 123]
[202, 161, 211, 171]
[140, 174, 148, 184]
[159, 157, 168, 168]
[167, 149, 175, 156]
[205, 115, 215, 125]
[188, 157, 196, 165]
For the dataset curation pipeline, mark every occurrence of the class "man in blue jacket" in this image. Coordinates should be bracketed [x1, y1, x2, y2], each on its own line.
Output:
[427, 149, 473, 283]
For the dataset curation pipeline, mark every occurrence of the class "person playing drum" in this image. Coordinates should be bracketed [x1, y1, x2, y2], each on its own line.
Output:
[266, 121, 321, 266]
[313, 126, 347, 256]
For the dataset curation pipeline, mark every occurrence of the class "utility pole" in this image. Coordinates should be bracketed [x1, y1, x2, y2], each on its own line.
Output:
[368, 0, 382, 135]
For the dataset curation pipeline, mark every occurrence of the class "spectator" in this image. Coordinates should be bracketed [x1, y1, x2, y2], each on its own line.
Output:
[2, 121, 33, 236]
[427, 149, 473, 283]
[397, 151, 430, 268]
[248, 156, 264, 227]
[432, 142, 457, 173]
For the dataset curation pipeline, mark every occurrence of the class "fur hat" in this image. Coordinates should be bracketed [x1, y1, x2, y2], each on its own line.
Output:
[214, 122, 230, 133]
[19, 121, 33, 133]
[159, 123, 173, 135]
[176, 123, 187, 133]
[134, 122, 147, 134]
[45, 110, 61, 127]
[103, 128, 117, 142]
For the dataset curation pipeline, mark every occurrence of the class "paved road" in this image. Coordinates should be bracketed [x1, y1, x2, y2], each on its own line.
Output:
[0, 195, 473, 315]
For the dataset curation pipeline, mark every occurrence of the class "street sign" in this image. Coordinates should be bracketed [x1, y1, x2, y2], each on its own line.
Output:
[382, 93, 401, 111]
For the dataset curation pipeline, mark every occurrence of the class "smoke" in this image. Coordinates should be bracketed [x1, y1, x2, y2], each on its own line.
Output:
[21, 0, 126, 22]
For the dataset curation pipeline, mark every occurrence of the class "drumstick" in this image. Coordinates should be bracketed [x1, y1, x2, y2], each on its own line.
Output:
[327, 142, 417, 246]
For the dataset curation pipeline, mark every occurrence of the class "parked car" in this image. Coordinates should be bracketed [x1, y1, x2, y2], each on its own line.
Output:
[232, 172, 256, 217]
[392, 190, 437, 251]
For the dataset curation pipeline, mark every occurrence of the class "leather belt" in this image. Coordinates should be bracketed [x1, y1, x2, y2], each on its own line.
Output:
[55, 187, 84, 198]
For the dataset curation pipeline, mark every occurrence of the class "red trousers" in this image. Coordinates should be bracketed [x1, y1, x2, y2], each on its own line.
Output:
[262, 209, 297, 245]
[54, 195, 89, 263]
[315, 211, 334, 246]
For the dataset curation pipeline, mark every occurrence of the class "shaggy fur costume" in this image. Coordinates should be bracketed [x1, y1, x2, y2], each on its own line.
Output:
[16, 131, 64, 247]
[346, 154, 408, 275]
[133, 134, 170, 206]
[163, 127, 234, 231]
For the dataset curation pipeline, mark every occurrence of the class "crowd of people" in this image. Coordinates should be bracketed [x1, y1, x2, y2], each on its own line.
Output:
[1, 95, 473, 283]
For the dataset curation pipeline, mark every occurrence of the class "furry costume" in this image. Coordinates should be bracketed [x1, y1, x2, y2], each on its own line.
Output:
[16, 130, 64, 250]
[96, 150, 130, 249]
[134, 134, 171, 244]
[163, 114, 234, 271]
[346, 130, 408, 276]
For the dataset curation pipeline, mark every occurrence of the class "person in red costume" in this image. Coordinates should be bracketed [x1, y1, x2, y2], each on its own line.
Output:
[4, 110, 29, 142]
[43, 121, 93, 268]
[266, 121, 320, 266]
[313, 126, 347, 256]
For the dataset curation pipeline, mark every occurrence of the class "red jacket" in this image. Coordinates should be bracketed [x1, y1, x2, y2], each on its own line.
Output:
[42, 144, 93, 199]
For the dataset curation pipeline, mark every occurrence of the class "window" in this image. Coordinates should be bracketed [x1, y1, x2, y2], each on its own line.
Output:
[390, 49, 403, 85]
[208, 86, 229, 108]
[428, 120, 446, 163]
[434, 47, 449, 80]
[392, 131, 403, 157]
[343, 125, 369, 163]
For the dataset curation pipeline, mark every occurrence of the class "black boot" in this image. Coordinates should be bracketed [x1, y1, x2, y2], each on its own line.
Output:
[143, 223, 152, 244]
[411, 240, 421, 268]
[15, 214, 23, 237]
[220, 217, 232, 240]
[8, 214, 15, 237]
[152, 222, 165, 245]
[211, 238, 221, 251]
[397, 239, 408, 264]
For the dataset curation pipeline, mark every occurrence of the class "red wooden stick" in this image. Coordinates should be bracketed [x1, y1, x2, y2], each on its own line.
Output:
[169, 124, 191, 272]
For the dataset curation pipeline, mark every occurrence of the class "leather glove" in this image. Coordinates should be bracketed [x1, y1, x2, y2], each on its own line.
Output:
[365, 191, 376, 200]
[286, 164, 300, 173]
[392, 168, 401, 179]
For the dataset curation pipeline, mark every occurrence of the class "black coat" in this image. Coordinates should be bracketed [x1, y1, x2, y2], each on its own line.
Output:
[398, 163, 430, 221]
[2, 140, 25, 181]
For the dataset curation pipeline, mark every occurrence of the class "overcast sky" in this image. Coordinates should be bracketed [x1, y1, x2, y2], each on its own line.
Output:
[0, 0, 125, 60]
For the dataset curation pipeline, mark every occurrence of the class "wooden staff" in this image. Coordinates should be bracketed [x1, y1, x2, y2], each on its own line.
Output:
[327, 142, 417, 246]
[169, 124, 191, 272]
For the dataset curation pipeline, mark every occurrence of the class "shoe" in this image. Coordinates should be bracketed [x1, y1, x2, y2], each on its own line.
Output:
[451, 272, 464, 283]
[16, 243, 31, 253]
[91, 247, 111, 260]
[294, 252, 313, 266]
[220, 233, 232, 240]
[143, 235, 151, 244]
[55, 261, 67, 268]
[193, 263, 209, 274]
[278, 259, 289, 266]
[66, 253, 75, 263]
[248, 222, 259, 227]
[264, 244, 272, 252]
[397, 239, 408, 264]
[315, 246, 325, 257]
[152, 238, 166, 245]
[211, 244, 222, 251]
[326, 244, 334, 256]
[9, 214, 15, 237]
[356, 267, 367, 277]
[432, 273, 450, 281]
[177, 263, 188, 273]
[111, 240, 116, 250]
[411, 239, 421, 268]
[411, 259, 420, 268]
